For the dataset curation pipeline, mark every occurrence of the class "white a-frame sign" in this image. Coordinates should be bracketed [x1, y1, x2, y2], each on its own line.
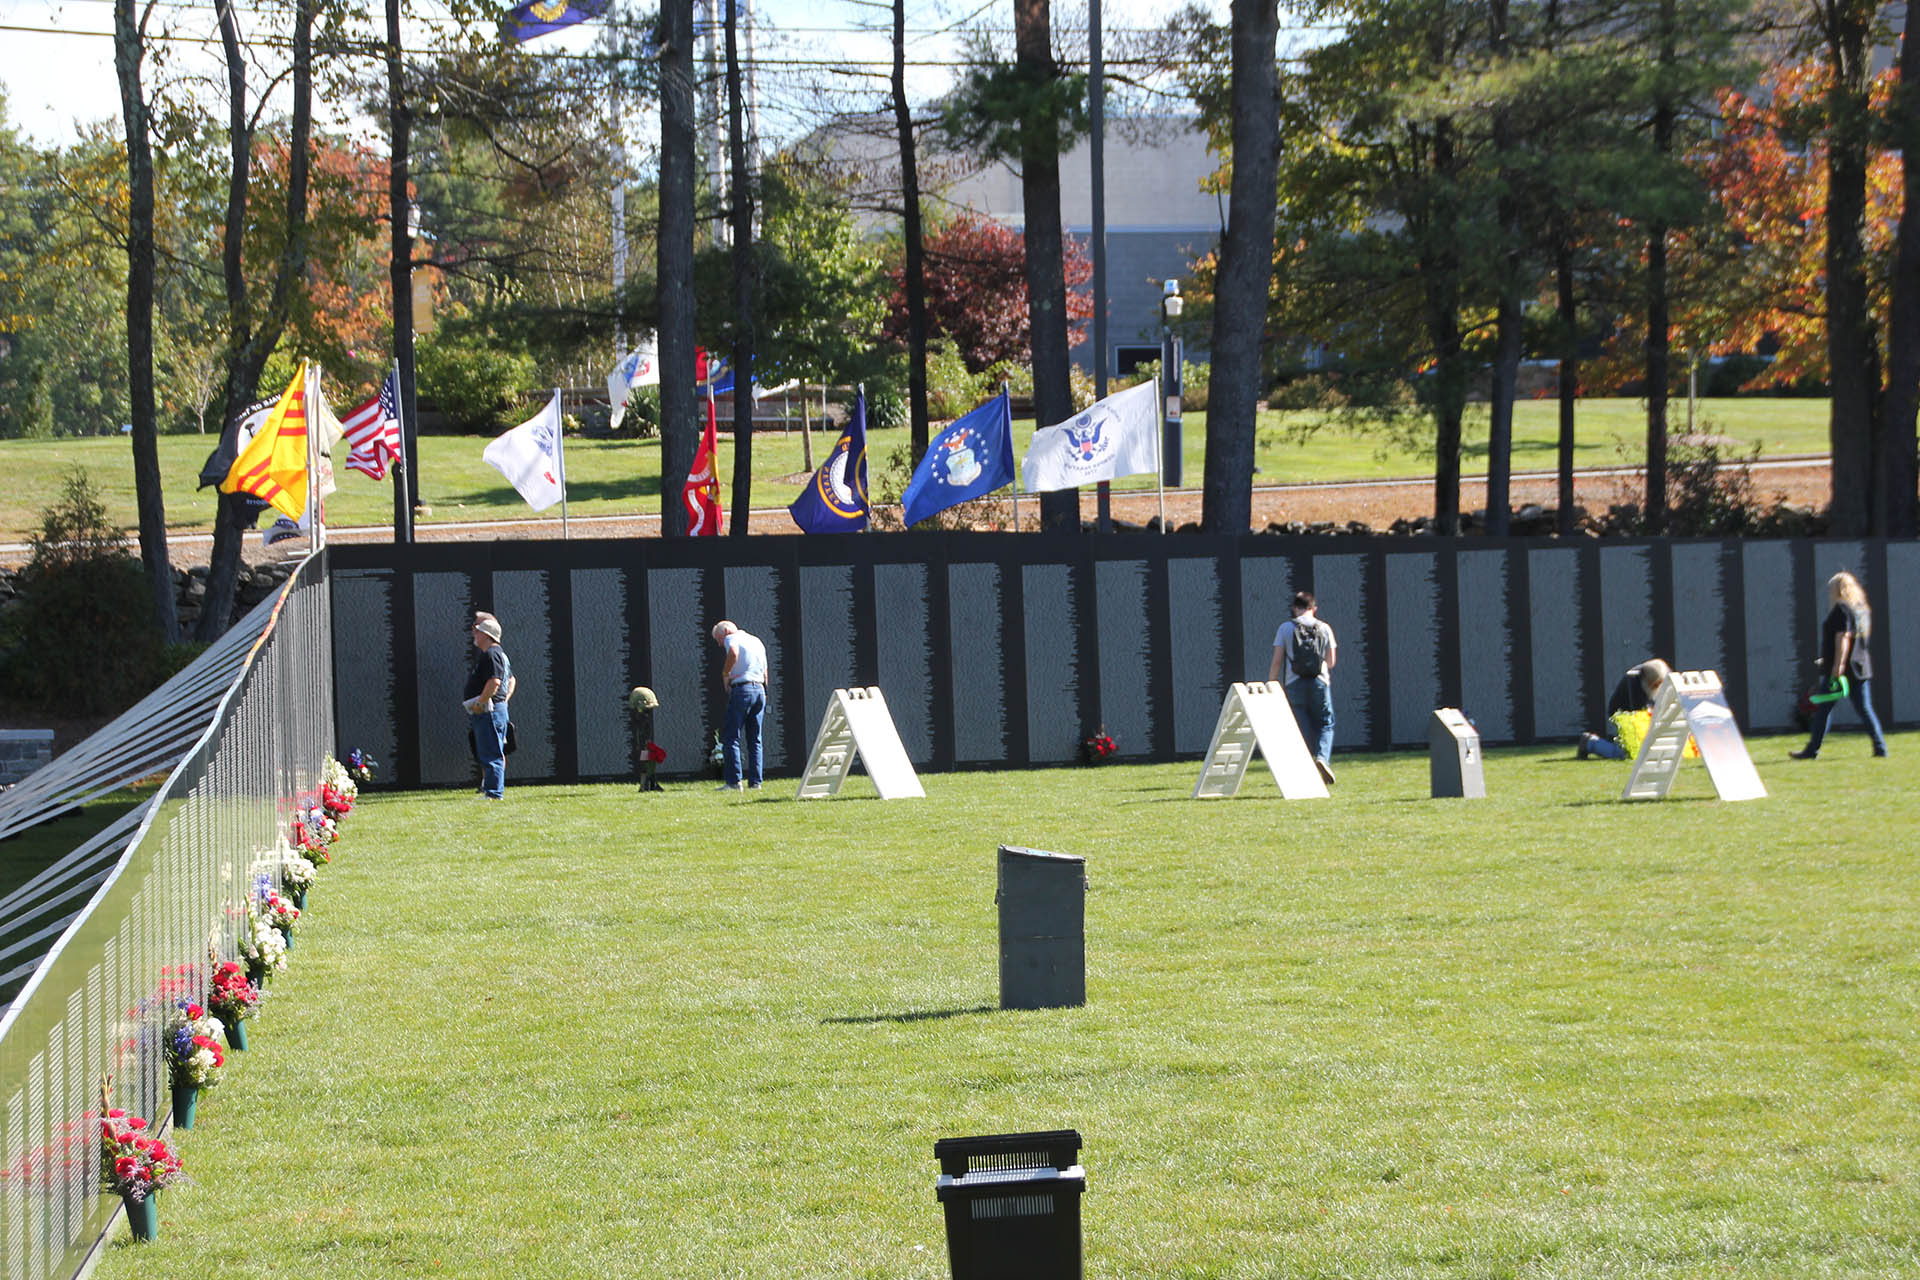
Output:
[1192, 681, 1330, 800]
[1622, 669, 1766, 802]
[797, 687, 926, 800]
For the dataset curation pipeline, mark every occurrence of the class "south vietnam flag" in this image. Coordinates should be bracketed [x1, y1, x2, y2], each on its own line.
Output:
[222, 366, 310, 520]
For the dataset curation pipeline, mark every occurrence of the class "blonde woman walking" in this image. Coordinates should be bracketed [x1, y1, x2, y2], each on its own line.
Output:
[1791, 571, 1889, 759]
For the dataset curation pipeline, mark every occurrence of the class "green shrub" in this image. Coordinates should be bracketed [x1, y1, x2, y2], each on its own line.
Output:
[414, 330, 537, 431]
[0, 470, 166, 716]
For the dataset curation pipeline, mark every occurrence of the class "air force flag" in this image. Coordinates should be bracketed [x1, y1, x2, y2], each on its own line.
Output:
[789, 391, 869, 533]
[484, 391, 567, 512]
[901, 391, 1014, 526]
[1021, 378, 1161, 492]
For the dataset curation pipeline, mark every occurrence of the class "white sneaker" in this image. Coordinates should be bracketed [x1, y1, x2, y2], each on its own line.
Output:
[716, 783, 741, 792]
[1315, 758, 1336, 785]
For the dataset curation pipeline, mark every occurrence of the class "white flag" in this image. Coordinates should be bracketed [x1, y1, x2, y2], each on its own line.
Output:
[1021, 379, 1161, 493]
[484, 393, 566, 512]
[607, 332, 660, 432]
[306, 366, 346, 500]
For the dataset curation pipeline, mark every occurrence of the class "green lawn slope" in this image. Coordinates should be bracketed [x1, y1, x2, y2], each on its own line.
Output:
[91, 737, 1918, 1278]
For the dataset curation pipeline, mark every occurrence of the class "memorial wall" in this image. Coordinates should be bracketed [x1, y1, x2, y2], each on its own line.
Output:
[330, 534, 1919, 787]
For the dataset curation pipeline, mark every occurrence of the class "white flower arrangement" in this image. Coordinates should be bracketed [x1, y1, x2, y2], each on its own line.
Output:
[283, 854, 317, 891]
[321, 755, 359, 801]
[239, 911, 288, 972]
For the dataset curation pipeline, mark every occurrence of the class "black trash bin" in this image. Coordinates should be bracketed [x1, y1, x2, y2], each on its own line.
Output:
[935, 1129, 1085, 1280]
[997, 846, 1086, 1010]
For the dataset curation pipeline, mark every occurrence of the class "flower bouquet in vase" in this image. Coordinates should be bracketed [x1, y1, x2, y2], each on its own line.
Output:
[343, 748, 377, 787]
[208, 960, 262, 1050]
[291, 812, 332, 867]
[283, 852, 317, 912]
[164, 1001, 225, 1128]
[262, 891, 301, 950]
[100, 1107, 184, 1240]
[318, 781, 354, 820]
[240, 904, 288, 985]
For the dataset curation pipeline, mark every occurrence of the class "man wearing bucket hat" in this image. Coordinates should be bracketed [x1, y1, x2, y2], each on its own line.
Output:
[464, 611, 516, 798]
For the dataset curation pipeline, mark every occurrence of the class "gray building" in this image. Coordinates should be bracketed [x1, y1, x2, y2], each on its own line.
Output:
[801, 116, 1222, 373]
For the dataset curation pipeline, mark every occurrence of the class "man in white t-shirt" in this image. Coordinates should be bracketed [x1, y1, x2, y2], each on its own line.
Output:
[711, 620, 769, 791]
[1266, 590, 1338, 784]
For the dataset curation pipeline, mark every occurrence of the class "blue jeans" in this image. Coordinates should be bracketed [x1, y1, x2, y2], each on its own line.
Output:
[1285, 678, 1335, 764]
[1804, 677, 1888, 755]
[1586, 733, 1628, 760]
[723, 681, 765, 787]
[472, 704, 508, 797]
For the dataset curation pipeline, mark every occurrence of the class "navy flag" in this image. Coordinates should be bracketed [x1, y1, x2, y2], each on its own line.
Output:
[900, 390, 1014, 527]
[503, 0, 608, 42]
[789, 391, 869, 533]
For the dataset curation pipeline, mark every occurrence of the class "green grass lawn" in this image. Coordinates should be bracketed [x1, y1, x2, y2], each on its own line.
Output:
[0, 397, 1831, 544]
[92, 737, 1918, 1278]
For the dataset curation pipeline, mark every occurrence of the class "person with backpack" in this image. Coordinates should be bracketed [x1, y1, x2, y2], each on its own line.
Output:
[1267, 590, 1338, 784]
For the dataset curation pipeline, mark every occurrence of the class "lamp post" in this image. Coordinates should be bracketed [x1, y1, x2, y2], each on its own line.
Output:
[1160, 279, 1184, 488]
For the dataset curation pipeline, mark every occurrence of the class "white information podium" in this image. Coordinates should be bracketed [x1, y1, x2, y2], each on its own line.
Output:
[1192, 681, 1329, 800]
[1621, 670, 1766, 803]
[796, 687, 926, 800]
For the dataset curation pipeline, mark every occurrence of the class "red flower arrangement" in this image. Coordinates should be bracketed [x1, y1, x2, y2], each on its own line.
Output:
[99, 1110, 184, 1202]
[319, 783, 354, 819]
[643, 741, 667, 765]
[208, 961, 261, 1026]
[1082, 731, 1118, 764]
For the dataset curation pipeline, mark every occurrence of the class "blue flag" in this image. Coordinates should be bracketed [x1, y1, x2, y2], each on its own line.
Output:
[503, 0, 608, 42]
[789, 392, 869, 533]
[900, 391, 1015, 527]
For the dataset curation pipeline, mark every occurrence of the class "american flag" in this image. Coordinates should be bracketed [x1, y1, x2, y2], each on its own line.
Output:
[341, 372, 402, 480]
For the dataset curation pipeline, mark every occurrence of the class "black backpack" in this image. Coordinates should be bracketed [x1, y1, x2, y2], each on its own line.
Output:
[1288, 617, 1329, 679]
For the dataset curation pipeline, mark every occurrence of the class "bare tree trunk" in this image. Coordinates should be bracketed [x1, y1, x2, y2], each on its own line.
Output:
[658, 0, 697, 536]
[1822, 0, 1876, 536]
[386, 0, 417, 540]
[1639, 0, 1678, 532]
[1556, 245, 1579, 535]
[112, 0, 179, 642]
[200, 0, 313, 641]
[726, 0, 755, 534]
[894, 0, 930, 460]
[1884, 7, 1920, 537]
[1484, 0, 1517, 537]
[1015, 0, 1078, 532]
[1200, 0, 1280, 536]
[1419, 119, 1464, 536]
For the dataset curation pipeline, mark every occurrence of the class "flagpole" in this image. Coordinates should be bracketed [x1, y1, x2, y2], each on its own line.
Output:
[305, 360, 320, 550]
[554, 388, 569, 540]
[392, 358, 412, 545]
[1155, 369, 1166, 534]
[1004, 382, 1019, 533]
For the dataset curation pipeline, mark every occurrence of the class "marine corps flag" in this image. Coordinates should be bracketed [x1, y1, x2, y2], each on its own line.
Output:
[683, 403, 723, 535]
[789, 391, 869, 533]
[220, 366, 310, 521]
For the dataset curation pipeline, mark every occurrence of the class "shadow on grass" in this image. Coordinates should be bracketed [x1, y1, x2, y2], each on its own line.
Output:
[823, 1004, 996, 1026]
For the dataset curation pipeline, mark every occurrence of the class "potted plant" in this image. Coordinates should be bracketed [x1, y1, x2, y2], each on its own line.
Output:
[240, 906, 288, 985]
[208, 960, 262, 1050]
[261, 892, 301, 950]
[343, 748, 377, 787]
[99, 1108, 184, 1241]
[165, 1002, 225, 1129]
[283, 852, 317, 912]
